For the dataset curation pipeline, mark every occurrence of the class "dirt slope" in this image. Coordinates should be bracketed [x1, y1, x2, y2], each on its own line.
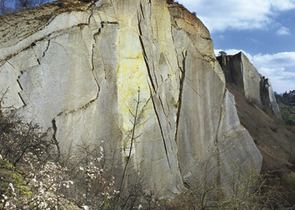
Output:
[227, 84, 295, 174]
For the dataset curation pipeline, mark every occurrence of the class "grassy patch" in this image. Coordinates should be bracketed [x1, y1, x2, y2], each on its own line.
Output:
[0, 157, 31, 197]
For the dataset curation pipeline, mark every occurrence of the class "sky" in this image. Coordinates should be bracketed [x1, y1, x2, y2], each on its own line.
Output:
[3, 0, 294, 93]
[178, 0, 295, 94]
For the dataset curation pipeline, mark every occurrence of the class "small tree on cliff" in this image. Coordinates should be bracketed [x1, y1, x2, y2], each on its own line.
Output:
[15, 0, 34, 9]
[0, 0, 6, 14]
[15, 0, 49, 9]
[219, 51, 227, 56]
[0, 0, 11, 14]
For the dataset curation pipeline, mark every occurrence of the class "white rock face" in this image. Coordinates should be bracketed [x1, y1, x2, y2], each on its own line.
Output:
[0, 0, 262, 197]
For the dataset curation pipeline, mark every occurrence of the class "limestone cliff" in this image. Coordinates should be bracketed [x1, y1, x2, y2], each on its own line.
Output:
[217, 52, 282, 119]
[0, 0, 262, 197]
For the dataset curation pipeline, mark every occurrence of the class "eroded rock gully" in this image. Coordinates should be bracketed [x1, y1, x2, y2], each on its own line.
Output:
[0, 0, 263, 197]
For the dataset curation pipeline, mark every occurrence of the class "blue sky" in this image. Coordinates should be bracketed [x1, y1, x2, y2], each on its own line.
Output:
[4, 0, 294, 93]
[178, 0, 295, 93]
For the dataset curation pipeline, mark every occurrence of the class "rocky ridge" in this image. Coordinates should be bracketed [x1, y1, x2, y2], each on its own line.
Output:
[217, 52, 282, 119]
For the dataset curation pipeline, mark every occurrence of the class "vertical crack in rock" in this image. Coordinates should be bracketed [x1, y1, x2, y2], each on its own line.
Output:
[139, 36, 156, 92]
[148, 83, 171, 170]
[91, 42, 100, 98]
[138, 16, 156, 93]
[174, 50, 187, 187]
[16, 75, 27, 106]
[88, 13, 93, 25]
[16, 79, 26, 106]
[214, 89, 227, 144]
[42, 39, 51, 57]
[175, 50, 187, 143]
[51, 118, 61, 160]
[137, 9, 171, 169]
[158, 96, 168, 117]
[213, 88, 227, 187]
[93, 24, 107, 79]
[137, 4, 159, 88]
[93, 22, 118, 80]
[17, 93, 26, 106]
[139, 1, 145, 19]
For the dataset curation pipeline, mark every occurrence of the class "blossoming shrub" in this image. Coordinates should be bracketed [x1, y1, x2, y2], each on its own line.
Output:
[0, 119, 121, 209]
[0, 89, 164, 209]
[65, 142, 122, 209]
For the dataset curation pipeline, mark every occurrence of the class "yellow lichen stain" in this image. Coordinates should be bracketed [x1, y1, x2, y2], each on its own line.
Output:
[117, 56, 149, 132]
[122, 52, 143, 60]
[116, 28, 155, 133]
[123, 125, 129, 131]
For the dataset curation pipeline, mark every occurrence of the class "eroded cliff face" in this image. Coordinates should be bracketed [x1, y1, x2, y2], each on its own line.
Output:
[0, 0, 262, 197]
[217, 52, 282, 119]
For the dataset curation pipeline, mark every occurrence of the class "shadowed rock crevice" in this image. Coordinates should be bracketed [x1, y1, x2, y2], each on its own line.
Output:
[213, 88, 228, 187]
[42, 39, 51, 57]
[175, 50, 187, 139]
[148, 84, 171, 170]
[217, 52, 282, 119]
[138, 24, 156, 92]
[173, 49, 187, 187]
[91, 41, 100, 99]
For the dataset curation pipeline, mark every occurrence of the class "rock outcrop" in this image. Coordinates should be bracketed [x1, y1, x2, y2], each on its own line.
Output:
[0, 0, 262, 197]
[217, 52, 282, 119]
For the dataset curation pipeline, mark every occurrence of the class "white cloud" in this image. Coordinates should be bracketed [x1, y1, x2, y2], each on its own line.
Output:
[252, 52, 295, 91]
[252, 52, 295, 68]
[179, 0, 295, 32]
[214, 49, 295, 93]
[276, 26, 291, 35]
[257, 66, 295, 92]
[270, 0, 295, 11]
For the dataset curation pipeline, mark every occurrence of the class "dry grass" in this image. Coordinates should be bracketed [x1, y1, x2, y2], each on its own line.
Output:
[227, 84, 295, 207]
[227, 84, 295, 167]
[0, 0, 91, 46]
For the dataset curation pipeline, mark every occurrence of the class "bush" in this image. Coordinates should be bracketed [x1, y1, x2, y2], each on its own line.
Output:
[0, 88, 147, 209]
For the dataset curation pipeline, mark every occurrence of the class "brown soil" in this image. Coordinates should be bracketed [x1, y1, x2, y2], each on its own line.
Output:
[227, 84, 295, 174]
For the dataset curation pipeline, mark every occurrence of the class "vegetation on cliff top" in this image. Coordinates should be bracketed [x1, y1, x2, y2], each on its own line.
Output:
[275, 91, 295, 125]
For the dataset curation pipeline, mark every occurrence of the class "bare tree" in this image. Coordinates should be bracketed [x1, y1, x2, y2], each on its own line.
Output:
[35, 0, 50, 5]
[0, 0, 7, 14]
[15, 0, 35, 9]
[219, 51, 227, 56]
[14, 0, 51, 10]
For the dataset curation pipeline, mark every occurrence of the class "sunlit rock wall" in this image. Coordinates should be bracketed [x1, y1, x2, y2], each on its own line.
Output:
[0, 0, 262, 197]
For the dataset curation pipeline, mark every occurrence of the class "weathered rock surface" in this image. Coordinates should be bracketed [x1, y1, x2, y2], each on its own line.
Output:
[0, 0, 262, 197]
[217, 52, 282, 119]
